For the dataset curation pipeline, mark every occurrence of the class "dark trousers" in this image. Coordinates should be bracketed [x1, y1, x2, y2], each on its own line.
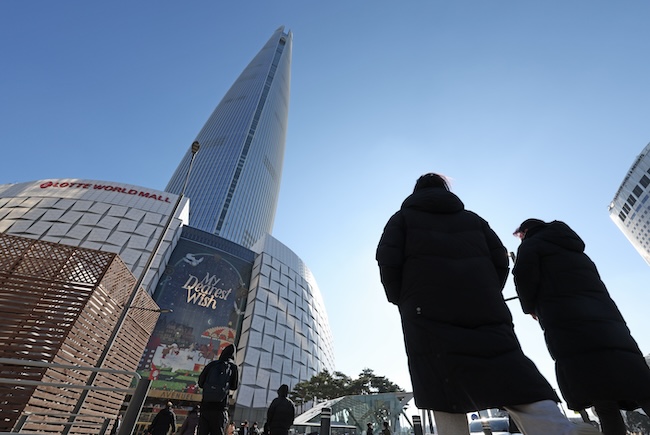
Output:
[269, 427, 290, 435]
[198, 402, 227, 435]
[594, 400, 650, 435]
[594, 401, 626, 435]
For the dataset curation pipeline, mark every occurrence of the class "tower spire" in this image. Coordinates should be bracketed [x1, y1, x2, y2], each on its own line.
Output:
[166, 27, 292, 249]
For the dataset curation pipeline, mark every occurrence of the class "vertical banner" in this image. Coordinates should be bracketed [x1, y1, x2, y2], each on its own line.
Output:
[138, 238, 253, 401]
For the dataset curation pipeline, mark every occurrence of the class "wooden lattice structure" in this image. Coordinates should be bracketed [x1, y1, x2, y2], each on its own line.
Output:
[0, 233, 160, 434]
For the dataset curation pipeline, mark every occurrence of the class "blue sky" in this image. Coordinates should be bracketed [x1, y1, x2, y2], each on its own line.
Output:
[2, 1, 650, 412]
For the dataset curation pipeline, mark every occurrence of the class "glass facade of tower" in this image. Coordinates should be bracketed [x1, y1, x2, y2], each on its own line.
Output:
[166, 26, 292, 250]
[161, 26, 335, 423]
[609, 142, 650, 265]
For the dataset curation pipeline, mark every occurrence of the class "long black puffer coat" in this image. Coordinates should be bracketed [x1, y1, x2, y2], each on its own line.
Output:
[512, 220, 650, 411]
[376, 187, 558, 413]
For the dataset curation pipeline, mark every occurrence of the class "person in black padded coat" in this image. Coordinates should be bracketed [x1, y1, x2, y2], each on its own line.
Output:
[148, 402, 176, 435]
[266, 384, 295, 435]
[513, 218, 650, 435]
[376, 173, 600, 435]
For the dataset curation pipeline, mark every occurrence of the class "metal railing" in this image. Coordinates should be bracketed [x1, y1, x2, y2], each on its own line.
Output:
[0, 358, 149, 435]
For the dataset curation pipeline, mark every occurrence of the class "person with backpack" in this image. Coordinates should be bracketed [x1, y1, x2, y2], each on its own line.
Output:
[198, 344, 239, 435]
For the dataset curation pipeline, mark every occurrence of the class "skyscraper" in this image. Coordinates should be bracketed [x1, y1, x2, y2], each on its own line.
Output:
[155, 26, 334, 423]
[166, 26, 292, 250]
[609, 144, 650, 264]
[609, 142, 650, 265]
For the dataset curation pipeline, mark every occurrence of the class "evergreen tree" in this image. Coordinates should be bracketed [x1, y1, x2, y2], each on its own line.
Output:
[289, 368, 403, 404]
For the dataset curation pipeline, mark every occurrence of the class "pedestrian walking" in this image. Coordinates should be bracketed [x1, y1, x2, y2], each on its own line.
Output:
[148, 402, 177, 435]
[376, 173, 601, 435]
[366, 422, 373, 435]
[380, 422, 390, 435]
[110, 414, 121, 435]
[512, 218, 650, 435]
[197, 344, 239, 435]
[266, 384, 295, 435]
[178, 405, 200, 435]
[240, 421, 250, 435]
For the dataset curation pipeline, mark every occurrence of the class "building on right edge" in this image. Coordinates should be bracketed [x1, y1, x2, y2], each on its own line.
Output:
[609, 142, 650, 265]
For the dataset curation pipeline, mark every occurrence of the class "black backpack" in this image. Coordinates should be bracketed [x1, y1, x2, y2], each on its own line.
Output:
[202, 360, 232, 402]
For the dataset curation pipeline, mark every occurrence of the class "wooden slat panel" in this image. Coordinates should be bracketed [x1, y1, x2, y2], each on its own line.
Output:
[0, 233, 158, 434]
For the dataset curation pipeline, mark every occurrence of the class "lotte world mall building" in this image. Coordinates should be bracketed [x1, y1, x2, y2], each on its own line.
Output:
[0, 26, 336, 429]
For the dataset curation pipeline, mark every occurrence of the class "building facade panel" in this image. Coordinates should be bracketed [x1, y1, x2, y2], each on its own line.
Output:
[232, 234, 335, 424]
[0, 179, 187, 293]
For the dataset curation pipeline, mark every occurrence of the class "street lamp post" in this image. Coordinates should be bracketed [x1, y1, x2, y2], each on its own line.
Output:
[62, 142, 200, 435]
[182, 141, 201, 198]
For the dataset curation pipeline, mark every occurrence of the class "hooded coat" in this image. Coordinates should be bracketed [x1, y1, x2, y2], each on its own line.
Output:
[148, 405, 176, 435]
[376, 187, 558, 413]
[512, 220, 650, 411]
[266, 385, 295, 435]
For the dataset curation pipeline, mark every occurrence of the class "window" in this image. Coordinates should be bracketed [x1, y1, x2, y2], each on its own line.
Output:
[628, 195, 637, 206]
[641, 175, 650, 188]
[633, 186, 644, 197]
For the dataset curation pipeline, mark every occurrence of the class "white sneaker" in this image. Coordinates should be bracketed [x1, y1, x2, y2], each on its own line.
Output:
[572, 422, 601, 434]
